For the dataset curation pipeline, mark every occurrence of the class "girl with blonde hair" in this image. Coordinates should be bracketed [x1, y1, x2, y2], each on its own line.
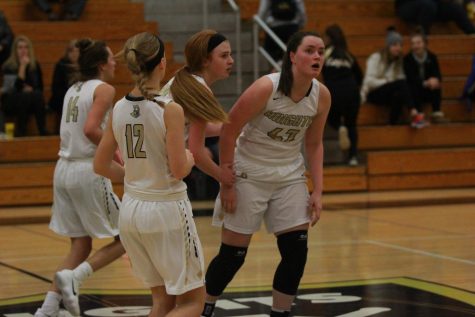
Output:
[162, 29, 235, 188]
[94, 31, 225, 317]
[1, 35, 48, 136]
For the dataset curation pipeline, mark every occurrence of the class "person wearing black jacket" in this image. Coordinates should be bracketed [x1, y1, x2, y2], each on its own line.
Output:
[395, 0, 475, 35]
[1, 35, 48, 136]
[403, 29, 445, 122]
[49, 40, 79, 133]
[0, 10, 13, 67]
[322, 24, 363, 166]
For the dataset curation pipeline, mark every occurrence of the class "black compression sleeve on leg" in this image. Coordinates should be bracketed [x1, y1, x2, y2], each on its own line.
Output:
[205, 243, 248, 296]
[273, 230, 308, 295]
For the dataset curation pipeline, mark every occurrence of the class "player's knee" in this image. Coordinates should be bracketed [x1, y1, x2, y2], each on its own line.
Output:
[205, 243, 248, 296]
[273, 230, 308, 295]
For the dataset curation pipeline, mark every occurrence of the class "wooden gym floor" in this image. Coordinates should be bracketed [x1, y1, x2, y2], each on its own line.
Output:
[1, 189, 474, 316]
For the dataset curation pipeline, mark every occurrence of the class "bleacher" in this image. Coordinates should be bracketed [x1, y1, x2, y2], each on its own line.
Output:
[236, 0, 475, 192]
[0, 0, 474, 213]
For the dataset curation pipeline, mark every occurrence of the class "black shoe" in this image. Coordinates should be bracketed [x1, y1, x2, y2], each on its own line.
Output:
[47, 12, 60, 21]
[64, 12, 79, 21]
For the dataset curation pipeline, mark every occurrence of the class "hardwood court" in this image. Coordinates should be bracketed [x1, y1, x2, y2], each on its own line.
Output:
[1, 190, 474, 316]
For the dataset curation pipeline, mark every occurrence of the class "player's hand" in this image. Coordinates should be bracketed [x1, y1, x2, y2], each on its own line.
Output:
[220, 184, 237, 214]
[185, 149, 195, 167]
[219, 163, 235, 187]
[308, 191, 322, 227]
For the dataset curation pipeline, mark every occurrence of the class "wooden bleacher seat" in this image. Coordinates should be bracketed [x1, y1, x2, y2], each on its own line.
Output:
[367, 148, 475, 190]
[358, 123, 475, 150]
[358, 101, 475, 126]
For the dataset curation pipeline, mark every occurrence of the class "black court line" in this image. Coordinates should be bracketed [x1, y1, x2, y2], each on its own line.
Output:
[0, 260, 120, 308]
[0, 260, 52, 283]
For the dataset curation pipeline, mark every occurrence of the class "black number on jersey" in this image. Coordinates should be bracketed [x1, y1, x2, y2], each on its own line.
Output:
[267, 127, 300, 142]
[65, 96, 79, 123]
[125, 124, 147, 158]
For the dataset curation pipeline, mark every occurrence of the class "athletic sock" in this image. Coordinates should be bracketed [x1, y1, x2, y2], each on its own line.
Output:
[73, 261, 93, 283]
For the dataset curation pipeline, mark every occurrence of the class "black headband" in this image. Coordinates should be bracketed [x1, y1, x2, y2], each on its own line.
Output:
[144, 35, 165, 72]
[207, 33, 227, 53]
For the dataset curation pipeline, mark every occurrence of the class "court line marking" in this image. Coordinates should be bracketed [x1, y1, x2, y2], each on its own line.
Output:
[365, 239, 475, 265]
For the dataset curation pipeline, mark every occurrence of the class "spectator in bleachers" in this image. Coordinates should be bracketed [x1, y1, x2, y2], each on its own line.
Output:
[33, 0, 87, 21]
[322, 24, 363, 166]
[49, 39, 79, 133]
[395, 0, 475, 34]
[361, 27, 427, 128]
[1, 35, 49, 136]
[258, 0, 307, 66]
[0, 10, 14, 67]
[0, 11, 14, 137]
[462, 54, 475, 112]
[403, 28, 447, 123]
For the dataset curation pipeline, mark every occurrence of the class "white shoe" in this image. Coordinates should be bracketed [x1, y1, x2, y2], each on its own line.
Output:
[55, 270, 80, 316]
[34, 308, 58, 317]
[348, 156, 359, 166]
[338, 126, 350, 150]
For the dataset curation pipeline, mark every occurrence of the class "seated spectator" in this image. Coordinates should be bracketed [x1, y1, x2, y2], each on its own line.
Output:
[49, 39, 79, 133]
[322, 24, 363, 166]
[404, 28, 447, 123]
[33, 0, 87, 21]
[462, 54, 475, 112]
[0, 11, 14, 137]
[258, 0, 306, 65]
[0, 10, 13, 67]
[1, 35, 48, 137]
[361, 28, 427, 128]
[395, 0, 475, 34]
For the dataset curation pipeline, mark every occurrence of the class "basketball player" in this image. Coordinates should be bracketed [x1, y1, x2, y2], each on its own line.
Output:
[202, 31, 331, 317]
[94, 32, 228, 317]
[34, 39, 125, 317]
[161, 29, 235, 186]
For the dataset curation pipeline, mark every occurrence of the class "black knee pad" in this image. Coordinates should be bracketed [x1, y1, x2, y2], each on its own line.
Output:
[273, 230, 308, 295]
[205, 243, 248, 296]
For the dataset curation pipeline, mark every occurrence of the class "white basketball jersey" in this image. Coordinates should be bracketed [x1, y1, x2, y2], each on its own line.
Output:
[112, 94, 187, 198]
[235, 72, 320, 182]
[59, 80, 107, 159]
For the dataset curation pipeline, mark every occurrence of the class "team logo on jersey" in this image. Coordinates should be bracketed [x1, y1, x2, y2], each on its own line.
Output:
[1, 278, 474, 317]
[130, 105, 141, 118]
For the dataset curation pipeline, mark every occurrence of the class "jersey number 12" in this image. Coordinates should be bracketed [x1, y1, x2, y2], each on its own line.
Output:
[125, 124, 146, 158]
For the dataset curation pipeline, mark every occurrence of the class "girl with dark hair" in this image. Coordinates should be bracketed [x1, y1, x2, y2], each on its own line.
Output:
[403, 28, 446, 123]
[34, 38, 125, 317]
[49, 39, 79, 133]
[201, 31, 331, 317]
[322, 24, 363, 166]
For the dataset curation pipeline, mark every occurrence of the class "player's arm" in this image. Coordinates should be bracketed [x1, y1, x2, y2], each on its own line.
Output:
[84, 83, 115, 145]
[305, 83, 331, 226]
[165, 102, 195, 179]
[219, 75, 273, 213]
[94, 114, 125, 183]
[188, 119, 231, 184]
[205, 122, 222, 137]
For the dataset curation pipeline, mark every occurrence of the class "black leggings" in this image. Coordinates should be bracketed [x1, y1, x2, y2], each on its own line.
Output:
[326, 82, 360, 158]
[367, 79, 414, 125]
[2, 91, 47, 136]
